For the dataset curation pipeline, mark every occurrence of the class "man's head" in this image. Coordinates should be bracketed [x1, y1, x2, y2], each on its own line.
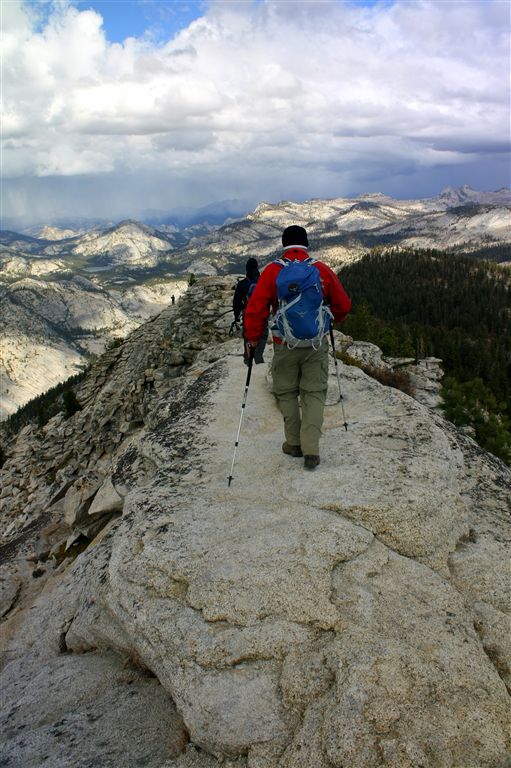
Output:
[282, 225, 308, 249]
[246, 257, 259, 278]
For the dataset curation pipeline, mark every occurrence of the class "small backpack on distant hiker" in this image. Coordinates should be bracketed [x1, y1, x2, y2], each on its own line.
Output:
[232, 258, 260, 324]
[241, 274, 258, 308]
[230, 275, 257, 336]
[273, 256, 333, 348]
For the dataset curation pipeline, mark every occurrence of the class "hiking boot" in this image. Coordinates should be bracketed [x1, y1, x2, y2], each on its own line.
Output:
[304, 455, 320, 470]
[282, 442, 303, 458]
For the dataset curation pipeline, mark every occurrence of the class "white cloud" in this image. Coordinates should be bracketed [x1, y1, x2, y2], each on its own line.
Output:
[2, 0, 509, 222]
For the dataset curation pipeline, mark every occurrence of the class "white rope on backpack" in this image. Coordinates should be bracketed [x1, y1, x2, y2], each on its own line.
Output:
[277, 294, 333, 350]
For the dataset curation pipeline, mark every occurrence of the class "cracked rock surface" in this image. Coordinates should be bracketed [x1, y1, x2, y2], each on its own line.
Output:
[1, 278, 510, 767]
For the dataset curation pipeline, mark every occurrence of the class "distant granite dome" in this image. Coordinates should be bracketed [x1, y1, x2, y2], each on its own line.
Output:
[70, 219, 174, 265]
[36, 225, 78, 241]
[438, 184, 511, 206]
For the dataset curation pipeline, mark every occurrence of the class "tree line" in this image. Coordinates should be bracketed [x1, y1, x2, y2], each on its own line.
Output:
[337, 248, 510, 464]
[1, 370, 86, 441]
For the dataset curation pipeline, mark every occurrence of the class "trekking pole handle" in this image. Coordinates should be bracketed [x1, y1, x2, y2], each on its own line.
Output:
[245, 343, 255, 383]
[246, 351, 254, 387]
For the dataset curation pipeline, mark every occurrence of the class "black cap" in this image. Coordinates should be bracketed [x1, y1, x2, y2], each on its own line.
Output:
[282, 225, 308, 248]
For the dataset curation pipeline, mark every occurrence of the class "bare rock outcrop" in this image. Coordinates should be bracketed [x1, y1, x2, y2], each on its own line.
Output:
[343, 339, 444, 408]
[0, 278, 235, 551]
[0, 278, 509, 767]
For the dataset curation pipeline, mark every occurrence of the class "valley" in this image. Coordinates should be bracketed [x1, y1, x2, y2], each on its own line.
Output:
[1, 185, 509, 419]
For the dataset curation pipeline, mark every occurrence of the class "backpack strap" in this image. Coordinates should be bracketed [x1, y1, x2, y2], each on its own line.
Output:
[274, 256, 316, 267]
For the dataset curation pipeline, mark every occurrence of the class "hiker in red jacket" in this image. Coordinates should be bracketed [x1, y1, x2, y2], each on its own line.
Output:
[244, 225, 351, 470]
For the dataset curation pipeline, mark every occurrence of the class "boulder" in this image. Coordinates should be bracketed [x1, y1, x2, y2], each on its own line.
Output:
[0, 650, 188, 768]
[87, 476, 124, 516]
[63, 474, 103, 526]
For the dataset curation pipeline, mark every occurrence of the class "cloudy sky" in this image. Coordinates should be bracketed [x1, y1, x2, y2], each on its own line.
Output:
[3, 0, 510, 225]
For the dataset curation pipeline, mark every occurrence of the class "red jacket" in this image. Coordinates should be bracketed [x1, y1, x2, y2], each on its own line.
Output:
[244, 247, 352, 344]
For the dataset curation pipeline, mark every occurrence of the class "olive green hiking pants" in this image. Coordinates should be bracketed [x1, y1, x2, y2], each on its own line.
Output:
[271, 337, 329, 456]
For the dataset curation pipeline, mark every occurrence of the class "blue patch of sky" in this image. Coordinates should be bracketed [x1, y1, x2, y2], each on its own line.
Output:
[23, 1, 53, 32]
[25, 0, 207, 43]
[73, 0, 207, 43]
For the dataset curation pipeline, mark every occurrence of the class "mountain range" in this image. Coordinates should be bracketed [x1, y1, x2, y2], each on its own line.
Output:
[1, 186, 510, 419]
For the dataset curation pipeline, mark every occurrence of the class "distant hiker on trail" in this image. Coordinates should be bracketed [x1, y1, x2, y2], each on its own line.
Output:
[244, 225, 351, 471]
[171, 295, 175, 305]
[232, 257, 267, 365]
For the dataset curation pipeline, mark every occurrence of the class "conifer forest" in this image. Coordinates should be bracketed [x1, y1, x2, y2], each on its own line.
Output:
[338, 249, 511, 464]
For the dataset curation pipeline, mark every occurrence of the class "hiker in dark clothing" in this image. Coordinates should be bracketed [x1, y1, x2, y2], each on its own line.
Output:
[233, 257, 267, 365]
[244, 225, 351, 470]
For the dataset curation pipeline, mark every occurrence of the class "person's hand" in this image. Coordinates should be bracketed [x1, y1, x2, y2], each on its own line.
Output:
[245, 341, 256, 360]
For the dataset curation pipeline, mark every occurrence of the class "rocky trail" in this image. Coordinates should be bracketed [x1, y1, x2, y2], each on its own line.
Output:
[0, 278, 509, 767]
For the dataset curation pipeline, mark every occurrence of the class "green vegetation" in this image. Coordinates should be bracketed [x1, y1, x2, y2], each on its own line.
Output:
[442, 377, 510, 465]
[461, 242, 511, 263]
[62, 388, 82, 419]
[2, 369, 88, 438]
[338, 248, 511, 464]
[106, 337, 123, 350]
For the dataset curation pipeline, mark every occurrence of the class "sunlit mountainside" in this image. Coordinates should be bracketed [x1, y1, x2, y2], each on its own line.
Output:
[1, 186, 509, 419]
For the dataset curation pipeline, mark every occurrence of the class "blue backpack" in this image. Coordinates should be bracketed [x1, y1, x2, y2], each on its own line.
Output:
[273, 257, 332, 348]
[246, 278, 257, 302]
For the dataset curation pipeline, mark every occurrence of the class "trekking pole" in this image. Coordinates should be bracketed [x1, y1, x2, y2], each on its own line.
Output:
[329, 327, 348, 431]
[227, 346, 255, 486]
